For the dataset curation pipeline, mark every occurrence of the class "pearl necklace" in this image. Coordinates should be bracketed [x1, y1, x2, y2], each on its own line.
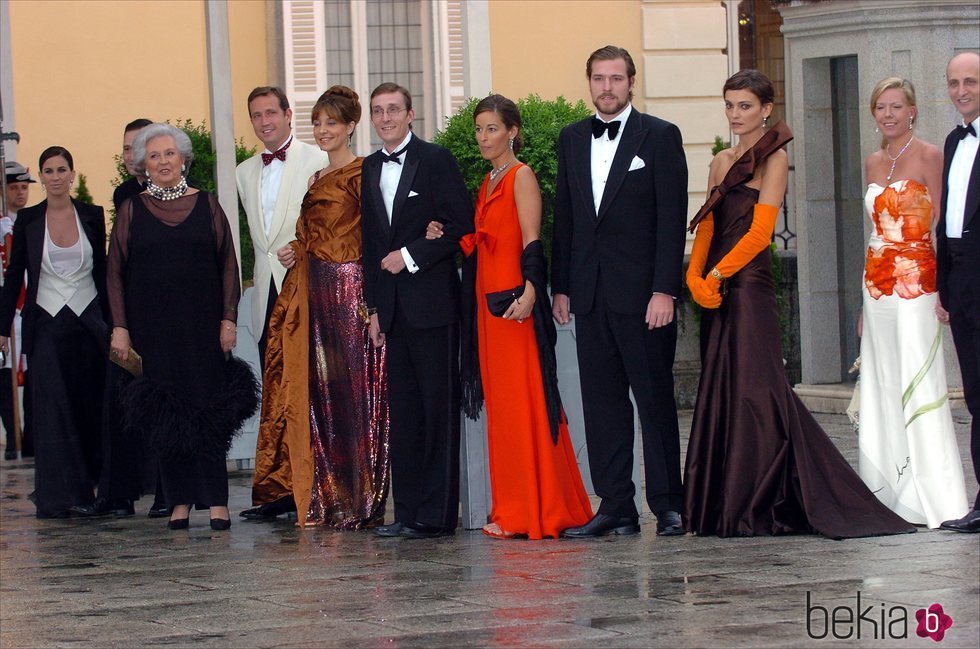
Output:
[146, 177, 188, 201]
[489, 161, 511, 182]
[884, 135, 914, 182]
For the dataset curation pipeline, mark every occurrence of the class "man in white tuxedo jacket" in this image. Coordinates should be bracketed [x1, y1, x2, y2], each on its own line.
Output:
[236, 86, 326, 521]
[237, 86, 327, 367]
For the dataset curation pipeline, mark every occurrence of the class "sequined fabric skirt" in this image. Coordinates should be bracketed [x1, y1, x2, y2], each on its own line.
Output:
[307, 257, 389, 528]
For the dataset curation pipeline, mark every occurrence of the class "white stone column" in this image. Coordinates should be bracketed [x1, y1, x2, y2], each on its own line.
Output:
[205, 0, 241, 274]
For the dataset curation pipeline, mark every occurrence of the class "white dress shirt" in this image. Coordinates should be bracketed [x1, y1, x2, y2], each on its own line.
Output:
[260, 134, 292, 237]
[591, 103, 632, 214]
[379, 131, 419, 273]
[946, 116, 979, 238]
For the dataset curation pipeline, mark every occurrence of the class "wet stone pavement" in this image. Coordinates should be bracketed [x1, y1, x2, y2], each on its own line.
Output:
[1, 410, 978, 648]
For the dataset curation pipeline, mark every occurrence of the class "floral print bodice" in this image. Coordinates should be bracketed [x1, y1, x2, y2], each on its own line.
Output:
[863, 179, 936, 300]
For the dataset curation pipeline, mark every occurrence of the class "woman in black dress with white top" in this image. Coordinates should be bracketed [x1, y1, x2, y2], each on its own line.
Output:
[0, 146, 109, 518]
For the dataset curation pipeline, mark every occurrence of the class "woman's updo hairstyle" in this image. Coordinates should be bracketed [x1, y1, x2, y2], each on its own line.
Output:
[474, 94, 523, 154]
[311, 85, 361, 126]
[722, 69, 775, 107]
[39, 146, 75, 170]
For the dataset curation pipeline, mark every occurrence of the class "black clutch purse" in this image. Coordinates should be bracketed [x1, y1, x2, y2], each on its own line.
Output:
[485, 284, 525, 317]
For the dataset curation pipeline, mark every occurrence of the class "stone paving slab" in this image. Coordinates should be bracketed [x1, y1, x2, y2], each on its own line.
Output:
[1, 410, 978, 648]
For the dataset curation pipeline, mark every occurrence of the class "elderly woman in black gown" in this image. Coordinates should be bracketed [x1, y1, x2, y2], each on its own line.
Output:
[107, 123, 257, 531]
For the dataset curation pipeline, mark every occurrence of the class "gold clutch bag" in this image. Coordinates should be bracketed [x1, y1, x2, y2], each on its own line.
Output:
[110, 347, 143, 377]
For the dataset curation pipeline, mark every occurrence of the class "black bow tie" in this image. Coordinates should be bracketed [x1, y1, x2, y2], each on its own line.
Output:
[591, 117, 621, 141]
[955, 123, 977, 140]
[380, 145, 408, 165]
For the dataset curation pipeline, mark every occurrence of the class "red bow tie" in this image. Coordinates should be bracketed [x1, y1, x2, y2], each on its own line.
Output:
[261, 140, 291, 165]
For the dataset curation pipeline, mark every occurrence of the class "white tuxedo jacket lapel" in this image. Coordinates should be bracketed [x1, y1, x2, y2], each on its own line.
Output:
[239, 156, 269, 252]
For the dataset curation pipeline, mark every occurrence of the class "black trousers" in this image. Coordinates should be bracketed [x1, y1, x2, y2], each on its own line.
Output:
[257, 281, 278, 371]
[574, 283, 683, 518]
[30, 304, 106, 516]
[385, 307, 460, 530]
[947, 252, 980, 511]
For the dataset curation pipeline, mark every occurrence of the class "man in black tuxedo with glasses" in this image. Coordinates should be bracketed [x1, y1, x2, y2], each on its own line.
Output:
[360, 82, 473, 539]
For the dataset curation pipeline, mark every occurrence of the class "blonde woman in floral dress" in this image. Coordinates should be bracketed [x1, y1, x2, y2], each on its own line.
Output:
[858, 77, 968, 528]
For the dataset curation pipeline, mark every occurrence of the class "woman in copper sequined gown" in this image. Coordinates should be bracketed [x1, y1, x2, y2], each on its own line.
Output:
[260, 86, 388, 528]
[683, 70, 915, 539]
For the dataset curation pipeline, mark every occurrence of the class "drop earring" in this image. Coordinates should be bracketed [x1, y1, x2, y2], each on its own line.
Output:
[908, 115, 914, 130]
[763, 116, 769, 128]
[508, 138, 514, 151]
[874, 125, 880, 134]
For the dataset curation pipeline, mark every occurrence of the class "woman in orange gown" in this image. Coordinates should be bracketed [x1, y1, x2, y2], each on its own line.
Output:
[431, 95, 592, 539]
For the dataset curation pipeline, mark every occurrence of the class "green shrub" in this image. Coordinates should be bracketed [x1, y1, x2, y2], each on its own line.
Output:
[73, 174, 93, 204]
[110, 119, 257, 282]
[432, 94, 593, 262]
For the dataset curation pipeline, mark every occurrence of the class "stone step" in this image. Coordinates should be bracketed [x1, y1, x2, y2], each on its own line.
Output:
[794, 382, 965, 413]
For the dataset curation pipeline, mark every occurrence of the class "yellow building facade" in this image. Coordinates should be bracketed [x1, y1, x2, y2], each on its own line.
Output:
[3, 0, 733, 219]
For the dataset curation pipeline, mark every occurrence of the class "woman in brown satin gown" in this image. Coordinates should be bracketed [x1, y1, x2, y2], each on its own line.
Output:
[260, 86, 388, 529]
[683, 70, 915, 539]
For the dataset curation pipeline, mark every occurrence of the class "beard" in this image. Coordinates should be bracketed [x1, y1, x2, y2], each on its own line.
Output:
[592, 92, 631, 118]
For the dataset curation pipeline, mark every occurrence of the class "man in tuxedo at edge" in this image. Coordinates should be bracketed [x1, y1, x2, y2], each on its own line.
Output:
[361, 82, 473, 539]
[938, 51, 980, 534]
[551, 45, 687, 538]
[112, 119, 153, 214]
[238, 86, 327, 521]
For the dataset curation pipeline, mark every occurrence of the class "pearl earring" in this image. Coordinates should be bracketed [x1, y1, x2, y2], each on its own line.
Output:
[874, 125, 880, 134]
[763, 116, 769, 128]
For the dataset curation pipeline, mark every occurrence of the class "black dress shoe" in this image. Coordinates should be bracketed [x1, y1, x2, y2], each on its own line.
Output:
[210, 518, 231, 531]
[147, 502, 170, 518]
[373, 522, 405, 537]
[167, 518, 189, 530]
[70, 498, 115, 518]
[560, 513, 640, 538]
[655, 510, 685, 536]
[71, 498, 135, 518]
[36, 510, 71, 519]
[4, 449, 16, 460]
[240, 495, 297, 520]
[939, 510, 980, 533]
[399, 522, 454, 539]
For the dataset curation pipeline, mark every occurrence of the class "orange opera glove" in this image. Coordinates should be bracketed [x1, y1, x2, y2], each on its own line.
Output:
[710, 203, 779, 280]
[686, 214, 722, 309]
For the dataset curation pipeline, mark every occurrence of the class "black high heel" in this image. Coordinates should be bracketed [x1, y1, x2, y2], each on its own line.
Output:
[167, 518, 189, 530]
[210, 518, 231, 531]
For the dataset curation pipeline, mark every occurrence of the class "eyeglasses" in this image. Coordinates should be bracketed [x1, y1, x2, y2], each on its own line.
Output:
[371, 106, 407, 118]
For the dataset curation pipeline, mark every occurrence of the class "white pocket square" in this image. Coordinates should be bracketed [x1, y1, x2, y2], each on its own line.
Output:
[628, 156, 645, 172]
[408, 190, 419, 198]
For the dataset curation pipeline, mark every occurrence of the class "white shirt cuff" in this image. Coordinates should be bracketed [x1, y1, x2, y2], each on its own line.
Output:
[400, 247, 419, 274]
